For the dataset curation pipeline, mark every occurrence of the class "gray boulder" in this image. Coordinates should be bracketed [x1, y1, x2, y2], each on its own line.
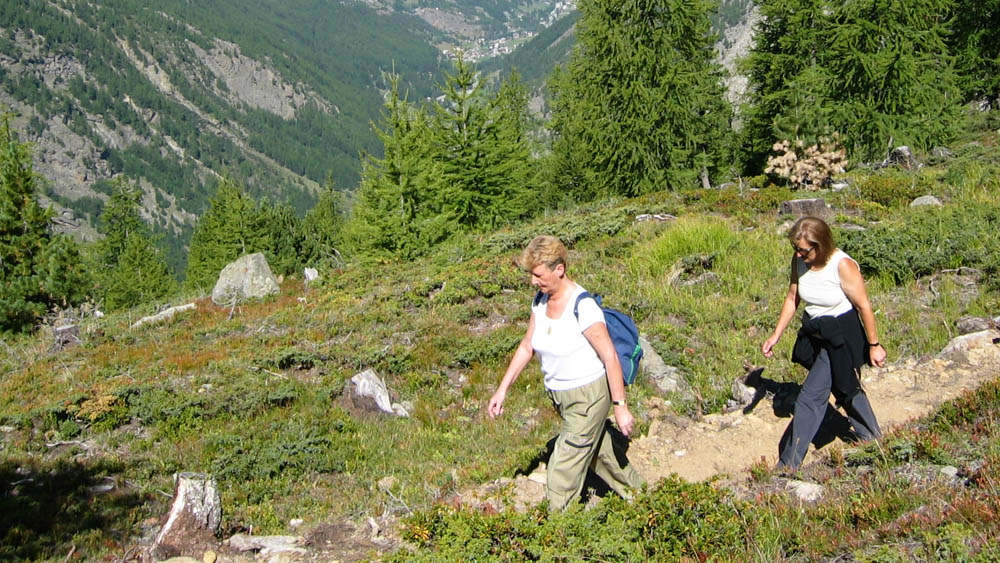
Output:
[639, 336, 690, 397]
[779, 198, 833, 220]
[955, 316, 994, 335]
[350, 369, 410, 417]
[211, 253, 280, 305]
[910, 195, 943, 207]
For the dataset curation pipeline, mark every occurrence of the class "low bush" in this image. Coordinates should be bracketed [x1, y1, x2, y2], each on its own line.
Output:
[839, 201, 1000, 285]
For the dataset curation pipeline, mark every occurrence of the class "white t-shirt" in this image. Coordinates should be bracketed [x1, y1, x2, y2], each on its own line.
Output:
[797, 249, 856, 318]
[530, 284, 607, 391]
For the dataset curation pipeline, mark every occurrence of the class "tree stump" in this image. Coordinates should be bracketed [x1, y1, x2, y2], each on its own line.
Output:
[148, 473, 222, 561]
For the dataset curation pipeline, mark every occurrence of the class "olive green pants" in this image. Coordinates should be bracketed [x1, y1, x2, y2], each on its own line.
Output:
[546, 377, 644, 511]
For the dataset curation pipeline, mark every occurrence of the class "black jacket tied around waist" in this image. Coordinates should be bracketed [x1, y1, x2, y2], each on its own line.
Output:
[791, 308, 869, 405]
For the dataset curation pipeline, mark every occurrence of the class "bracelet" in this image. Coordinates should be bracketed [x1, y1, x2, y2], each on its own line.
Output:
[612, 400, 626, 406]
[868, 342, 880, 347]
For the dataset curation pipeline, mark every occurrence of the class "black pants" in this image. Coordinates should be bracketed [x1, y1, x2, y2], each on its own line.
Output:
[778, 348, 881, 469]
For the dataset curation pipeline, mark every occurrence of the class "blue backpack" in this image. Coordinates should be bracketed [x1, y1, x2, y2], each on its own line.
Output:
[534, 290, 644, 385]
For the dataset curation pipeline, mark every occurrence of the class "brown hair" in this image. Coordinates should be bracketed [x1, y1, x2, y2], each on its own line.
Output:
[787, 216, 836, 266]
[518, 235, 568, 271]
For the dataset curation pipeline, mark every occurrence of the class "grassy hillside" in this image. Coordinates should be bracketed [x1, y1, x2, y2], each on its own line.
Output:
[1, 120, 999, 559]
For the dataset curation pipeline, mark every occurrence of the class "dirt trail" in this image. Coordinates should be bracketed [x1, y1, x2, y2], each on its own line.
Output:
[631, 333, 1000, 484]
[476, 330, 1000, 509]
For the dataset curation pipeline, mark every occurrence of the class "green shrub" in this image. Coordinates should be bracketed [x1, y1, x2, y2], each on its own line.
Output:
[839, 201, 1000, 285]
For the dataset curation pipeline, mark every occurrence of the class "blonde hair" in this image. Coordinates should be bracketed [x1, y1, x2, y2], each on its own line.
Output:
[787, 216, 835, 266]
[518, 235, 568, 271]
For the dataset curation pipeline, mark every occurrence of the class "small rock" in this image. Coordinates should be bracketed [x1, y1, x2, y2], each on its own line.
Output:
[786, 480, 824, 502]
[910, 195, 942, 207]
[830, 182, 849, 192]
[674, 450, 687, 457]
[940, 466, 959, 478]
[886, 146, 920, 170]
[779, 198, 833, 220]
[203, 551, 217, 563]
[289, 518, 304, 528]
[377, 476, 397, 493]
[930, 146, 953, 159]
[955, 316, 994, 335]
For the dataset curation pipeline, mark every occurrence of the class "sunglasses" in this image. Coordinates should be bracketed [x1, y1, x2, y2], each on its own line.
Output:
[793, 244, 816, 256]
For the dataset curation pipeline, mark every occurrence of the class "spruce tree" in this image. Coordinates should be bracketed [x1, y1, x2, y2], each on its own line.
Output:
[185, 178, 270, 290]
[431, 58, 534, 229]
[346, 73, 455, 260]
[0, 119, 87, 332]
[94, 179, 176, 311]
[742, 0, 963, 171]
[260, 200, 306, 277]
[302, 183, 345, 266]
[741, 0, 834, 172]
[824, 0, 962, 161]
[950, 0, 1000, 105]
[550, 0, 733, 198]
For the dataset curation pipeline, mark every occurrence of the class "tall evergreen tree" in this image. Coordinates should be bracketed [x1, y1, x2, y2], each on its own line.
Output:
[742, 0, 962, 172]
[0, 119, 87, 332]
[950, 0, 1000, 106]
[550, 0, 733, 198]
[94, 179, 176, 311]
[260, 200, 306, 277]
[825, 0, 962, 160]
[346, 73, 456, 260]
[432, 58, 534, 229]
[302, 183, 345, 266]
[740, 0, 834, 172]
[185, 178, 270, 289]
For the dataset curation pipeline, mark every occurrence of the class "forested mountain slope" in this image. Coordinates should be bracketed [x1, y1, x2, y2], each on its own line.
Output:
[0, 0, 570, 272]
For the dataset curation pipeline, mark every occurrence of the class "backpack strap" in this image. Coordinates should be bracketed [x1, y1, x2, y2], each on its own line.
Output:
[572, 291, 602, 320]
[532, 290, 546, 307]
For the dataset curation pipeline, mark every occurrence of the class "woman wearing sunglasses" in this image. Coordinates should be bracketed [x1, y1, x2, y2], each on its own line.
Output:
[761, 216, 884, 471]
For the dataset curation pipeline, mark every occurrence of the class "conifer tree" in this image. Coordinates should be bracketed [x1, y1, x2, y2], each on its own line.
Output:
[346, 73, 455, 260]
[550, 0, 733, 198]
[0, 119, 87, 332]
[431, 58, 534, 229]
[302, 183, 345, 265]
[94, 179, 176, 311]
[185, 178, 270, 289]
[742, 0, 963, 171]
[824, 0, 962, 161]
[950, 0, 1000, 105]
[260, 200, 306, 277]
[741, 0, 834, 171]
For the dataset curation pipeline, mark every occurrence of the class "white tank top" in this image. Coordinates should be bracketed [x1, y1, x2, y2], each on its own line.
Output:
[797, 249, 856, 318]
[530, 284, 607, 391]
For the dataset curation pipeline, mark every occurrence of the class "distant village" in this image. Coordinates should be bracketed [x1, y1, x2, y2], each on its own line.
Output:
[453, 1, 576, 62]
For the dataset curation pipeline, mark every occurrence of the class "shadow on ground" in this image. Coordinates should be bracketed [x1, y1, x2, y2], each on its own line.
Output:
[0, 456, 153, 560]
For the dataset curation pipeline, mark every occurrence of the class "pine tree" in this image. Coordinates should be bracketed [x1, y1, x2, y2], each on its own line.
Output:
[260, 200, 306, 277]
[302, 183, 345, 266]
[0, 118, 87, 332]
[950, 0, 1000, 105]
[94, 178, 176, 311]
[431, 58, 534, 230]
[550, 0, 733, 198]
[740, 0, 834, 172]
[742, 0, 963, 171]
[824, 0, 962, 161]
[185, 178, 270, 290]
[345, 73, 455, 260]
